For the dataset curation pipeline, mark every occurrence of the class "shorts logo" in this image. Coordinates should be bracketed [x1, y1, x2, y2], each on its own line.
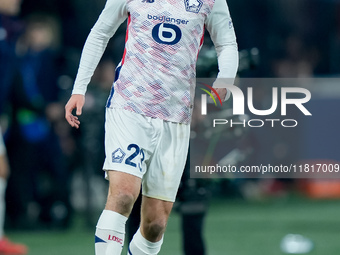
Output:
[142, 0, 154, 3]
[112, 148, 126, 163]
[184, 0, 203, 13]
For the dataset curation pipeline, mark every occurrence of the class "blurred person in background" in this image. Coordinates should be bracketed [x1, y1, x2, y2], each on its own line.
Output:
[0, 0, 23, 112]
[4, 14, 71, 229]
[0, 0, 28, 253]
[0, 129, 27, 254]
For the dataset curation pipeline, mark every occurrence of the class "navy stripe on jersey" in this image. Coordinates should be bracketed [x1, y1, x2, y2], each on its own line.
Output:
[106, 64, 122, 108]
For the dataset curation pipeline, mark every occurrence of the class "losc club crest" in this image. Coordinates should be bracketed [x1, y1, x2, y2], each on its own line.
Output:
[184, 0, 203, 13]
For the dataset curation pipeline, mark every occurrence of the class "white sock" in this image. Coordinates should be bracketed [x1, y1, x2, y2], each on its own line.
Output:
[0, 177, 7, 239]
[95, 210, 127, 255]
[128, 228, 163, 255]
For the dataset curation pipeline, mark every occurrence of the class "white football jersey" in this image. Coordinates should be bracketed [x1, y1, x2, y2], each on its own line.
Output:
[72, 0, 238, 124]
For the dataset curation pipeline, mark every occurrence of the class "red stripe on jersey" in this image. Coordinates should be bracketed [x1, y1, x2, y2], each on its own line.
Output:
[199, 27, 205, 48]
[122, 14, 131, 65]
[196, 26, 205, 59]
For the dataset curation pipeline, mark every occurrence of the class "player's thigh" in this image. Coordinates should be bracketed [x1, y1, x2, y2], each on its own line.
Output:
[103, 108, 155, 179]
[0, 155, 9, 178]
[142, 121, 190, 202]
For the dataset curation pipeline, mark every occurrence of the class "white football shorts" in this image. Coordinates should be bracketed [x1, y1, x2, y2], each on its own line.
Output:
[103, 108, 190, 202]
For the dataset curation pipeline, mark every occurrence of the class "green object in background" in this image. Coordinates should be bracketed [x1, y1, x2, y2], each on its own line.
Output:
[17, 109, 38, 125]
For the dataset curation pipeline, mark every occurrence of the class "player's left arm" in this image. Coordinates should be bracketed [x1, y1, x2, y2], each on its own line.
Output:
[205, 0, 239, 102]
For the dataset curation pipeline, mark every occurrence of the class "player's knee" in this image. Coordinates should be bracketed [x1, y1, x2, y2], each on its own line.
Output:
[107, 191, 136, 215]
[142, 219, 167, 241]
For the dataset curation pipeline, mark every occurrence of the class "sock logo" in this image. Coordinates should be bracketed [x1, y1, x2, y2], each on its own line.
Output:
[108, 235, 123, 244]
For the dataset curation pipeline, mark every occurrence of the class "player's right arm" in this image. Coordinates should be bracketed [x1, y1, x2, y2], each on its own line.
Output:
[65, 0, 128, 128]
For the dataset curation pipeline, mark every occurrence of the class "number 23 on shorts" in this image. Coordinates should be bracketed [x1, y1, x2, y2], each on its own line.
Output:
[112, 144, 145, 172]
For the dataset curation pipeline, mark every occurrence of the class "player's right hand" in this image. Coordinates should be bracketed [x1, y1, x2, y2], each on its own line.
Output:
[213, 88, 228, 102]
[65, 94, 85, 129]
